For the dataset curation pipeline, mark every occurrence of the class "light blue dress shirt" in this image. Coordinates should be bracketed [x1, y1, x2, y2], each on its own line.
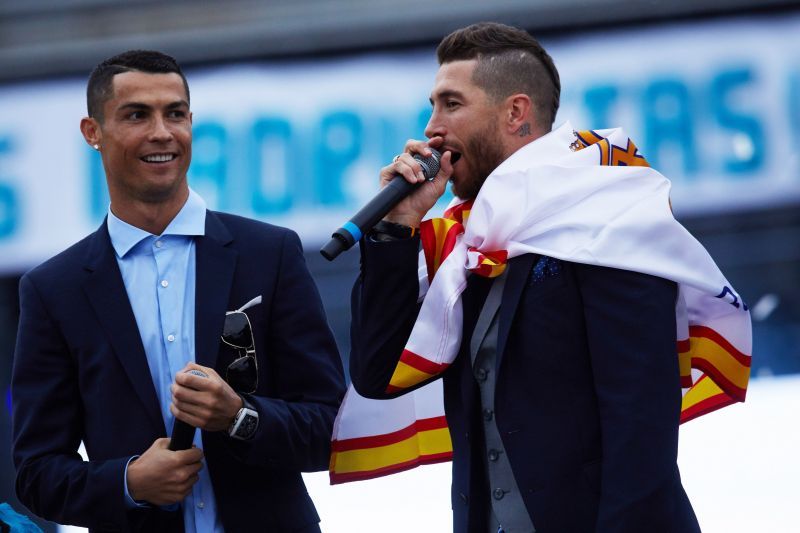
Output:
[107, 189, 224, 533]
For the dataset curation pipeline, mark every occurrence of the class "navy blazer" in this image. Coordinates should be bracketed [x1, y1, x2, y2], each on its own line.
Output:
[350, 237, 701, 533]
[12, 211, 346, 532]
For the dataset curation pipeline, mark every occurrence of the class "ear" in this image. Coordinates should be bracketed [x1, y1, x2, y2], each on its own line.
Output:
[503, 94, 533, 135]
[80, 117, 102, 149]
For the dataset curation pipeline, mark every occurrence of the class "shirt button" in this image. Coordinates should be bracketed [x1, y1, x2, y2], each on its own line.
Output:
[483, 408, 494, 421]
[488, 449, 500, 462]
[475, 368, 488, 382]
[160, 280, 169, 288]
[167, 334, 175, 342]
[155, 240, 163, 248]
[197, 501, 205, 509]
[493, 488, 506, 500]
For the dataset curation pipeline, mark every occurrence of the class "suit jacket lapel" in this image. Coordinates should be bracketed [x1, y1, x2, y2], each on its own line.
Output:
[194, 211, 237, 370]
[82, 223, 164, 433]
[496, 253, 538, 372]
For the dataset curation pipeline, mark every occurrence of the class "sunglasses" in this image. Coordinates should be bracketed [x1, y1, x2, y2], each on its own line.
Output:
[221, 310, 258, 394]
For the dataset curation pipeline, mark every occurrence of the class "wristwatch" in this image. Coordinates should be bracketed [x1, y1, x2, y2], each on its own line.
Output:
[228, 395, 259, 441]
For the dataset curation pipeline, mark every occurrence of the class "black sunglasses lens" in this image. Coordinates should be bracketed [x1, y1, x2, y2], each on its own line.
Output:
[226, 356, 257, 393]
[223, 312, 252, 348]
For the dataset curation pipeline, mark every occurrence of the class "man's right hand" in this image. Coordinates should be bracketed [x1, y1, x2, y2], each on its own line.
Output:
[381, 138, 453, 228]
[126, 438, 203, 506]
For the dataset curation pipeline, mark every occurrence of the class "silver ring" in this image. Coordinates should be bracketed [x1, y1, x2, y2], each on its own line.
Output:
[392, 155, 401, 163]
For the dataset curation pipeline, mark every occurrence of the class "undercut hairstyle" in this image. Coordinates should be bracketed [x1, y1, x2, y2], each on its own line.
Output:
[437, 22, 561, 130]
[86, 50, 189, 122]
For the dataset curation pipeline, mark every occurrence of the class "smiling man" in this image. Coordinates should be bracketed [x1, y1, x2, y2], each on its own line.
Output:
[344, 22, 750, 533]
[11, 50, 345, 532]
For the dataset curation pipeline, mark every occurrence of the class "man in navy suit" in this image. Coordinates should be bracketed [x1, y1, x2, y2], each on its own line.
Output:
[349, 23, 701, 532]
[11, 50, 345, 532]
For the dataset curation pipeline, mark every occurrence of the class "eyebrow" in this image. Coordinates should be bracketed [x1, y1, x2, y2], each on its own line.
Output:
[117, 100, 189, 112]
[429, 89, 466, 106]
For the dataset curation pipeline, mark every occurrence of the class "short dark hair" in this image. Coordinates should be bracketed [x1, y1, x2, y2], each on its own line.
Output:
[86, 50, 189, 121]
[437, 22, 561, 130]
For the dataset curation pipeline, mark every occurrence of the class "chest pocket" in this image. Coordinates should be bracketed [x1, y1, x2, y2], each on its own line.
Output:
[526, 256, 566, 298]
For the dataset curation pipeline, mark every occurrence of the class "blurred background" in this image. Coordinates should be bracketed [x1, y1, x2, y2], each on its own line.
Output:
[1, 0, 798, 531]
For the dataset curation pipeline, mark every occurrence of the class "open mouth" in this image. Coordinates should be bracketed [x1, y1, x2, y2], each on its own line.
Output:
[450, 152, 462, 164]
[141, 153, 176, 164]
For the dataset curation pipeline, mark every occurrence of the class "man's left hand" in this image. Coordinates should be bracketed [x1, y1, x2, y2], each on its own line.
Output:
[170, 363, 244, 432]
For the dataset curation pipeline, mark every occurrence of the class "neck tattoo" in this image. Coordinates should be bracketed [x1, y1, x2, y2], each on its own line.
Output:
[516, 123, 532, 137]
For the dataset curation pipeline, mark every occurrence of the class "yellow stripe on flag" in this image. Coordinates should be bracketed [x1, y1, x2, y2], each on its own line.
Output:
[331, 427, 452, 475]
[682, 375, 724, 413]
[388, 361, 435, 390]
[678, 348, 692, 384]
[689, 336, 750, 391]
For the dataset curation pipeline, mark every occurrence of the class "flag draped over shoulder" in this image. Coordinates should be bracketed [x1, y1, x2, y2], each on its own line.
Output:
[329, 122, 752, 484]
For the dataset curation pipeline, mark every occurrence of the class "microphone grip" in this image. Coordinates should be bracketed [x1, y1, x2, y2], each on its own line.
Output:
[168, 419, 196, 451]
[168, 369, 208, 451]
[320, 177, 419, 261]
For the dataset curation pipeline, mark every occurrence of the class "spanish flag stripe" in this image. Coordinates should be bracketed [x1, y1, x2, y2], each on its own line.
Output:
[680, 373, 735, 422]
[688, 335, 750, 391]
[439, 222, 463, 264]
[387, 361, 434, 391]
[330, 451, 453, 484]
[678, 347, 693, 387]
[691, 356, 747, 401]
[329, 427, 453, 474]
[681, 392, 736, 424]
[331, 416, 449, 452]
[420, 220, 438, 282]
[399, 349, 450, 375]
[444, 199, 474, 222]
[677, 339, 691, 352]
[689, 325, 750, 366]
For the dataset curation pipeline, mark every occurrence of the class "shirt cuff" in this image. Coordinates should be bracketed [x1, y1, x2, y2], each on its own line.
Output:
[123, 456, 150, 509]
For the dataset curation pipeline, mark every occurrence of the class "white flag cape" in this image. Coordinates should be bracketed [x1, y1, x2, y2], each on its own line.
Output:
[329, 122, 752, 484]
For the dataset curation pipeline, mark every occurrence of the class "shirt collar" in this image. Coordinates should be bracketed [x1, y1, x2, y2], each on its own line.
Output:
[107, 188, 207, 258]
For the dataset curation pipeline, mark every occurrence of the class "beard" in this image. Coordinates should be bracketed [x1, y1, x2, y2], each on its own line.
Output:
[451, 118, 505, 200]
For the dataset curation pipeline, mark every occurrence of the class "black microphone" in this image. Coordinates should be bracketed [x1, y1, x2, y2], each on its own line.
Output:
[168, 369, 208, 451]
[320, 148, 441, 261]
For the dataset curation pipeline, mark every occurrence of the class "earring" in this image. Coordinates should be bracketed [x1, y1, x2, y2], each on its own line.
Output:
[93, 144, 99, 150]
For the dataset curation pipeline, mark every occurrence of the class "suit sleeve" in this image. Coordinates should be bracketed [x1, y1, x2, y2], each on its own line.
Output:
[348, 236, 426, 399]
[11, 274, 138, 531]
[574, 264, 688, 532]
[226, 230, 346, 472]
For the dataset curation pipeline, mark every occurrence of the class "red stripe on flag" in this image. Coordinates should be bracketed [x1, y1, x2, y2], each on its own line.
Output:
[331, 416, 449, 452]
[676, 339, 690, 352]
[691, 358, 748, 402]
[330, 452, 453, 485]
[689, 325, 750, 366]
[399, 349, 450, 375]
[420, 220, 438, 283]
[444, 200, 473, 223]
[439, 223, 462, 265]
[680, 392, 736, 424]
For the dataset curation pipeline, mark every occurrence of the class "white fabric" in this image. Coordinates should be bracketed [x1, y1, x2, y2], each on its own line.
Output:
[332, 121, 750, 454]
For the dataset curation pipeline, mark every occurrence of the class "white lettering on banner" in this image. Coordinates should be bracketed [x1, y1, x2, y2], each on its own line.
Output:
[0, 14, 799, 270]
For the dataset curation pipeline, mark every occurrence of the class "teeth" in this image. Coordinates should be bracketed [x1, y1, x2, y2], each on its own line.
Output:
[142, 154, 175, 163]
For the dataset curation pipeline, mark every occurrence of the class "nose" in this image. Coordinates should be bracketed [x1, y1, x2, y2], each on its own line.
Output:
[424, 108, 446, 140]
[149, 116, 173, 143]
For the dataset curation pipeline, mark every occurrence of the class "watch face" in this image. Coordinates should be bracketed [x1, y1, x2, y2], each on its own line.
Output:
[237, 412, 258, 439]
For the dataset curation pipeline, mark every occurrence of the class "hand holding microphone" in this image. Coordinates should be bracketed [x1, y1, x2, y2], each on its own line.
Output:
[169, 368, 208, 451]
[320, 142, 452, 261]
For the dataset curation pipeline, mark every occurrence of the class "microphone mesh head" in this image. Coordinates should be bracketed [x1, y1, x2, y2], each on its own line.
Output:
[414, 148, 441, 180]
